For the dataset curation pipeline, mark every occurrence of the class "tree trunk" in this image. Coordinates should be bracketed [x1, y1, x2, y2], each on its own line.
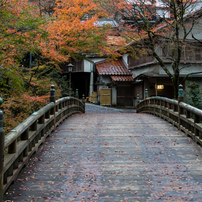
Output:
[173, 74, 179, 99]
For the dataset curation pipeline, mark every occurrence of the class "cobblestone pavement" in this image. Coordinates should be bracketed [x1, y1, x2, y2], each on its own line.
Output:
[85, 103, 136, 113]
[4, 105, 202, 201]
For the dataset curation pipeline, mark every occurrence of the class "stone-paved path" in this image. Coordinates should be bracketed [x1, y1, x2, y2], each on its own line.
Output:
[4, 104, 202, 201]
[85, 103, 136, 113]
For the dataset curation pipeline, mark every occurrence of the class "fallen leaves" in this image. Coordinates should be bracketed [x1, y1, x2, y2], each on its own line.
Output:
[5, 112, 202, 201]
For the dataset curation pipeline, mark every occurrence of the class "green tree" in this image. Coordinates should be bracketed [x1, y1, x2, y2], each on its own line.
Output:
[186, 82, 202, 108]
[0, 0, 48, 94]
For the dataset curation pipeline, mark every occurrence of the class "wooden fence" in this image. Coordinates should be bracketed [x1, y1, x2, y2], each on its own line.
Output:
[136, 94, 202, 147]
[0, 85, 85, 200]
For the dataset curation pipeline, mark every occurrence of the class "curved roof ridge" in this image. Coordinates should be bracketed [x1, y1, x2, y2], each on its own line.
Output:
[96, 58, 133, 76]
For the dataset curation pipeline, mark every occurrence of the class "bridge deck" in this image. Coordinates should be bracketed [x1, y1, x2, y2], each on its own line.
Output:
[4, 104, 202, 201]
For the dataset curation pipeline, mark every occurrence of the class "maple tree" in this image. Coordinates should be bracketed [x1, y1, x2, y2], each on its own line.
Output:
[0, 0, 57, 132]
[98, 0, 202, 98]
[36, 0, 56, 16]
[41, 0, 111, 62]
[0, 0, 48, 92]
[0, 0, 114, 132]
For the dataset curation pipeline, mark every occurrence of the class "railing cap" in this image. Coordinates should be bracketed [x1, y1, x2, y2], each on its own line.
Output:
[4, 96, 84, 149]
[138, 96, 178, 105]
[56, 96, 84, 106]
[4, 102, 55, 149]
[180, 102, 202, 117]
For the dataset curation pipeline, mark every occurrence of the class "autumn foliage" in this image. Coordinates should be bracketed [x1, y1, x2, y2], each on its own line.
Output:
[0, 0, 112, 133]
[41, 0, 110, 62]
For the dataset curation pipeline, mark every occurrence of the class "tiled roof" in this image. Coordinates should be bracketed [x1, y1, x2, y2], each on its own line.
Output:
[111, 76, 134, 82]
[96, 59, 133, 76]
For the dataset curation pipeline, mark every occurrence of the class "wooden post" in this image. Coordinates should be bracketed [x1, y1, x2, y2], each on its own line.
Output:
[145, 88, 148, 99]
[50, 84, 55, 103]
[75, 89, 79, 99]
[178, 84, 184, 130]
[82, 94, 85, 103]
[0, 98, 4, 202]
[186, 110, 191, 132]
[136, 94, 139, 110]
[50, 85, 56, 130]
[82, 94, 85, 113]
[194, 114, 200, 138]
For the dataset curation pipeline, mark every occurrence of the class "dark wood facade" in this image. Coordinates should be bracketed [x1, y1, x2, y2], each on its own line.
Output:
[117, 86, 134, 106]
[161, 43, 202, 63]
[62, 59, 84, 73]
[129, 41, 202, 99]
[128, 55, 155, 69]
[129, 42, 202, 70]
[61, 59, 90, 98]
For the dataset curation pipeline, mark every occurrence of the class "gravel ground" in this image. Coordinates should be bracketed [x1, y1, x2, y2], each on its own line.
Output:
[85, 103, 136, 113]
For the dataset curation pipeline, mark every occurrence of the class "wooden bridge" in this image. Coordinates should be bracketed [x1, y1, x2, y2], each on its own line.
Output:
[2, 86, 202, 201]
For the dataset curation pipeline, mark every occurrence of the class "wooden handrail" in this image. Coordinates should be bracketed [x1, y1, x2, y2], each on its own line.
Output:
[137, 95, 202, 147]
[0, 86, 85, 200]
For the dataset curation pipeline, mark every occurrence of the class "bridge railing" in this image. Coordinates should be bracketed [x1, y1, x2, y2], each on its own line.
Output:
[136, 85, 202, 147]
[0, 85, 85, 200]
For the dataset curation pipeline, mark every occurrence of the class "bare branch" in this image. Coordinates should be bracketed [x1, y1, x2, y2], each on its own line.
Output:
[181, 71, 202, 83]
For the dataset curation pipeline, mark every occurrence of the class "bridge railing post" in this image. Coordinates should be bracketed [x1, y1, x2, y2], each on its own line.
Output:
[75, 89, 79, 99]
[178, 84, 184, 130]
[145, 88, 148, 99]
[147, 98, 149, 111]
[82, 94, 85, 113]
[50, 85, 56, 130]
[148, 98, 151, 106]
[136, 94, 139, 110]
[167, 100, 171, 118]
[0, 98, 4, 202]
[186, 109, 191, 132]
[159, 99, 162, 117]
[50, 84, 55, 103]
[194, 113, 200, 139]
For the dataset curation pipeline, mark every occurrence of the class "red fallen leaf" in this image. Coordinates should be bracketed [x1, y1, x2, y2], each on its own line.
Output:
[43, 197, 51, 199]
[154, 194, 159, 199]
[18, 193, 21, 196]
